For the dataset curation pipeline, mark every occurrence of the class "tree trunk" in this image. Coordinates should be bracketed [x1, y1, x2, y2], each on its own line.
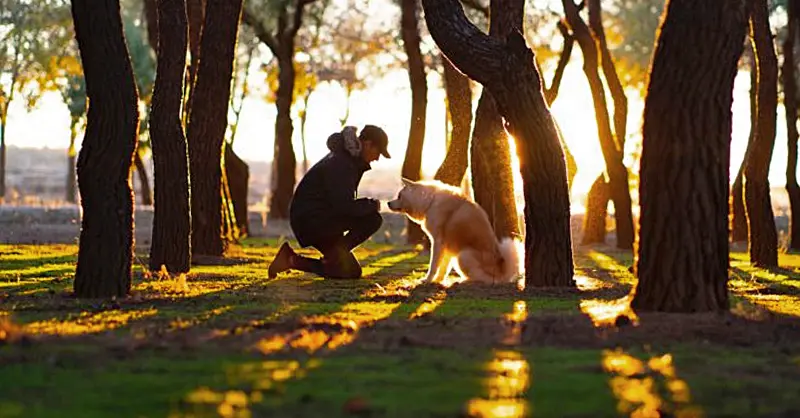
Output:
[149, 0, 192, 274]
[183, 0, 205, 123]
[581, 175, 609, 244]
[785, 0, 800, 251]
[731, 47, 757, 242]
[422, 0, 574, 288]
[434, 57, 471, 187]
[300, 90, 311, 174]
[543, 27, 578, 193]
[226, 145, 250, 236]
[66, 119, 78, 204]
[400, 0, 429, 245]
[563, 0, 634, 250]
[71, 0, 139, 298]
[471, 92, 521, 239]
[632, 0, 747, 312]
[143, 0, 158, 51]
[0, 115, 6, 200]
[744, 0, 779, 267]
[133, 150, 153, 206]
[468, 1, 522, 240]
[186, 0, 243, 257]
[268, 47, 298, 220]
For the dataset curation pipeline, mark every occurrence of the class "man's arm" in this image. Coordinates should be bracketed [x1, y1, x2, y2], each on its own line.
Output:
[324, 166, 379, 217]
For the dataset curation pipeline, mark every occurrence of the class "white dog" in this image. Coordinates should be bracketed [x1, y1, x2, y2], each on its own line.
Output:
[387, 178, 521, 285]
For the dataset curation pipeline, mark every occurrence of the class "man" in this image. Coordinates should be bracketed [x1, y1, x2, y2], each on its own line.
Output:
[267, 125, 391, 279]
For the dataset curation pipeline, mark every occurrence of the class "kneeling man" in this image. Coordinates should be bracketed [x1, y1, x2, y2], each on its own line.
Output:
[268, 125, 391, 279]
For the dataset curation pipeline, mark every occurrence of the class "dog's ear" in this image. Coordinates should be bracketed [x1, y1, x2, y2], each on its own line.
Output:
[401, 177, 414, 187]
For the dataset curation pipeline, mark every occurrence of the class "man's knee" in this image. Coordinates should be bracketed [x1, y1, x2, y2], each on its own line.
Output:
[325, 257, 362, 279]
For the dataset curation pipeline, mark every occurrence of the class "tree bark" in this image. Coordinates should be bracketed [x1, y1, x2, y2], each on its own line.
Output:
[744, 0, 779, 267]
[66, 119, 78, 204]
[434, 57, 472, 187]
[785, 0, 800, 251]
[731, 46, 757, 242]
[563, 0, 634, 250]
[268, 45, 297, 220]
[400, 0, 429, 245]
[133, 150, 153, 206]
[143, 0, 158, 52]
[581, 175, 609, 244]
[632, 0, 747, 312]
[225, 145, 250, 236]
[0, 115, 6, 200]
[469, 0, 522, 240]
[186, 0, 243, 257]
[149, 0, 192, 273]
[422, 0, 574, 287]
[71, 0, 139, 298]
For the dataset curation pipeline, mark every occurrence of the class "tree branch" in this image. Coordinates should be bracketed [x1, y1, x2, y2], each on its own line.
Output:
[421, 0, 504, 87]
[545, 20, 574, 105]
[241, 8, 278, 53]
[287, 0, 316, 39]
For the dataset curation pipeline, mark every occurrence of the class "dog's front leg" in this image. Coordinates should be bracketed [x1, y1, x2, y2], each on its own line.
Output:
[424, 239, 445, 283]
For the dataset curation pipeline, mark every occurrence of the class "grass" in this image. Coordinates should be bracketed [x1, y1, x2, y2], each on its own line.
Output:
[0, 239, 799, 417]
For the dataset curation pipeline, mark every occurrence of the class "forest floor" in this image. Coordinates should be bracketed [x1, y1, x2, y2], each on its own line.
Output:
[1, 238, 800, 418]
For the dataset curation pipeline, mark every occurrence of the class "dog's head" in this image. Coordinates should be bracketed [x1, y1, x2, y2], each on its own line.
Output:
[387, 178, 434, 222]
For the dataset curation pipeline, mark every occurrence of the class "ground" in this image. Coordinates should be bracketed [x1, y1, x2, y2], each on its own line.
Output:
[1, 236, 800, 418]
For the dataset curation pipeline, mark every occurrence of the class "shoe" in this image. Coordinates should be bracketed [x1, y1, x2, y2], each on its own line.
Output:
[268, 242, 295, 279]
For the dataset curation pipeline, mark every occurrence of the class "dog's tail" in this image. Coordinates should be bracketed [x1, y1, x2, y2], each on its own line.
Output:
[498, 237, 523, 282]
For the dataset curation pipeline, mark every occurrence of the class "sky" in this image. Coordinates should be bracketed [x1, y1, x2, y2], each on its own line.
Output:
[2, 41, 790, 204]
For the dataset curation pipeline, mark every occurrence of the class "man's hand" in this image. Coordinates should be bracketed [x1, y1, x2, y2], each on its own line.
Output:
[368, 198, 381, 212]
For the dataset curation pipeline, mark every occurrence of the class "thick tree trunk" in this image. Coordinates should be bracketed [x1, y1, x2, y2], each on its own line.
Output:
[785, 0, 800, 251]
[225, 146, 250, 236]
[581, 175, 609, 244]
[186, 0, 243, 257]
[469, 0, 522, 240]
[400, 0, 429, 245]
[268, 48, 297, 220]
[423, 0, 574, 287]
[731, 50, 756, 243]
[563, 0, 634, 250]
[183, 0, 205, 123]
[133, 151, 153, 206]
[744, 0, 779, 267]
[149, 0, 192, 273]
[632, 0, 747, 312]
[71, 0, 139, 298]
[434, 57, 472, 187]
[66, 121, 78, 204]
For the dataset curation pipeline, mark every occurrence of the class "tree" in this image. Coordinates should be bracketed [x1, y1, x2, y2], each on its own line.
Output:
[422, 0, 574, 287]
[242, 0, 319, 220]
[400, 0, 430, 244]
[785, 0, 800, 250]
[186, 0, 244, 257]
[63, 75, 86, 204]
[469, 0, 521, 241]
[562, 0, 635, 249]
[1, 0, 72, 200]
[434, 57, 472, 187]
[71, 0, 140, 298]
[744, 0, 779, 267]
[149, 0, 192, 273]
[731, 46, 757, 243]
[632, 0, 747, 312]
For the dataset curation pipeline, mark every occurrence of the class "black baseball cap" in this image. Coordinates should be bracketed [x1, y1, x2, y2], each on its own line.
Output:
[359, 125, 391, 159]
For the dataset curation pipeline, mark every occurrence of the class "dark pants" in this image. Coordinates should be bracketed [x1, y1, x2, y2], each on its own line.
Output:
[294, 212, 382, 279]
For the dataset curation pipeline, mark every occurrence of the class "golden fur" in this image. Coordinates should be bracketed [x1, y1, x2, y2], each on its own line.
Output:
[387, 179, 521, 284]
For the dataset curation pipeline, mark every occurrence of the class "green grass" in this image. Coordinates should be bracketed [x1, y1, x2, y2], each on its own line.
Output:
[1, 239, 799, 417]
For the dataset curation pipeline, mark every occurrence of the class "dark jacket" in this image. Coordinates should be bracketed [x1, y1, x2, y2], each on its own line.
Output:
[289, 132, 378, 247]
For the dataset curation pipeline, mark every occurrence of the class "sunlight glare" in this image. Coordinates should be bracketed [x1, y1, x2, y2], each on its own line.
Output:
[579, 296, 639, 327]
[602, 349, 701, 418]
